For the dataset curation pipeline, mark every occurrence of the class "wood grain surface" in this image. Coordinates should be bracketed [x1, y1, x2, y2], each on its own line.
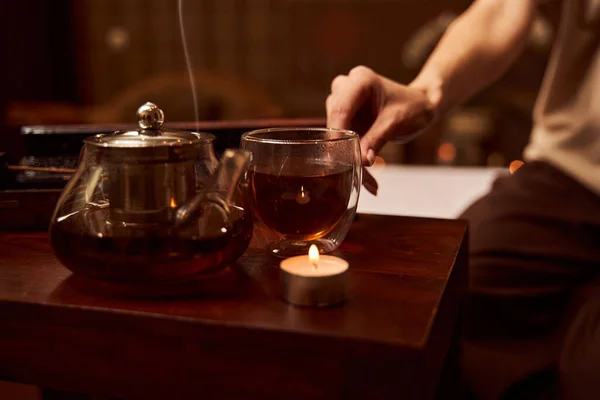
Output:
[0, 214, 468, 399]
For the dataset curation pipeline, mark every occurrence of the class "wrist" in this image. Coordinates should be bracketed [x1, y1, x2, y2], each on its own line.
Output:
[409, 74, 444, 120]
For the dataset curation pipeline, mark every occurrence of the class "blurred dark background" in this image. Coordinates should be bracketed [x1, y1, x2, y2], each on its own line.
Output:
[0, 0, 562, 167]
[0, 1, 568, 397]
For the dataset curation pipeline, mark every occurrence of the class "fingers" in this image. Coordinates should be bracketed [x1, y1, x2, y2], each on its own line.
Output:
[359, 108, 399, 166]
[326, 66, 377, 130]
[362, 166, 378, 196]
[327, 66, 434, 167]
[360, 100, 433, 166]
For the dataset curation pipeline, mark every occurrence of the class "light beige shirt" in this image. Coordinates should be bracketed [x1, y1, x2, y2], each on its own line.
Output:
[525, 0, 600, 194]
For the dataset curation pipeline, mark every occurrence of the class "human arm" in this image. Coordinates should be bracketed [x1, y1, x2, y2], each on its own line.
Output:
[326, 0, 539, 179]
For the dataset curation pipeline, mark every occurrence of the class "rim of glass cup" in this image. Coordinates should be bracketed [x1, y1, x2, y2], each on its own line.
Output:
[241, 127, 359, 145]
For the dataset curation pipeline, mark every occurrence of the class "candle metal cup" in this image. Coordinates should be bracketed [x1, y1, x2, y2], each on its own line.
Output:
[280, 255, 349, 307]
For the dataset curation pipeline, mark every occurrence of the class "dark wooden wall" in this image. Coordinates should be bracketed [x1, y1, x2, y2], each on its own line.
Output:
[0, 0, 76, 104]
[0, 0, 562, 165]
[0, 0, 77, 162]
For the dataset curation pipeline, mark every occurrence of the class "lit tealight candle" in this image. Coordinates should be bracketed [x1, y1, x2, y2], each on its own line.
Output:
[280, 244, 349, 307]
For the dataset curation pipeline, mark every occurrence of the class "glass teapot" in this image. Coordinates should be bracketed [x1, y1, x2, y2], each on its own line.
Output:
[49, 102, 253, 286]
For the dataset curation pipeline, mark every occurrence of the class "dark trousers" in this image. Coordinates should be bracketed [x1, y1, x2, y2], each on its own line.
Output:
[458, 161, 600, 400]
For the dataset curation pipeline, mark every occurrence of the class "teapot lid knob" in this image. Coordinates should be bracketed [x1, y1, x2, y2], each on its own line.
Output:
[136, 102, 164, 130]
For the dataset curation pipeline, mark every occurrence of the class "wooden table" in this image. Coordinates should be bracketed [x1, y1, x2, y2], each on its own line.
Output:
[0, 214, 468, 399]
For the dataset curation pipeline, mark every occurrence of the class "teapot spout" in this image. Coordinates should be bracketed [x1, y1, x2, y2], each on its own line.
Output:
[175, 149, 251, 228]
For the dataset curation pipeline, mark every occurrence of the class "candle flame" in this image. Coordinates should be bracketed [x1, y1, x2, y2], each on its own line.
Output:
[170, 197, 177, 208]
[309, 245, 319, 269]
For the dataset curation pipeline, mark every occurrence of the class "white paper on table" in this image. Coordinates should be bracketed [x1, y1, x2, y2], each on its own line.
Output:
[357, 165, 507, 219]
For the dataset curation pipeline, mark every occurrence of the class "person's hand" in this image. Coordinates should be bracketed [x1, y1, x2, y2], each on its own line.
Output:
[326, 66, 436, 194]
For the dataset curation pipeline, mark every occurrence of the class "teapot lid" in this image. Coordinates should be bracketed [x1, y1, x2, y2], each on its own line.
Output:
[84, 102, 215, 162]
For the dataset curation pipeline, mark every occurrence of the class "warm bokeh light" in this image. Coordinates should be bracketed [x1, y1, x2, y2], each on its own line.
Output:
[372, 156, 386, 168]
[437, 143, 456, 162]
[509, 160, 524, 174]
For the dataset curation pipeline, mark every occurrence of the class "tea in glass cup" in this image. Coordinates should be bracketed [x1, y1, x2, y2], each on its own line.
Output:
[241, 128, 361, 257]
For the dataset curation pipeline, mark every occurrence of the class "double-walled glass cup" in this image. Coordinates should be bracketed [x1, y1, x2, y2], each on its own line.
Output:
[241, 128, 361, 257]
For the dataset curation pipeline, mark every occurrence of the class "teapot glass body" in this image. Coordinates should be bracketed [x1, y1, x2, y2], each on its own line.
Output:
[48, 103, 253, 286]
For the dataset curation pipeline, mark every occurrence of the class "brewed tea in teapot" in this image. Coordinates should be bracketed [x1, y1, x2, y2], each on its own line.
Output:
[49, 103, 253, 285]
